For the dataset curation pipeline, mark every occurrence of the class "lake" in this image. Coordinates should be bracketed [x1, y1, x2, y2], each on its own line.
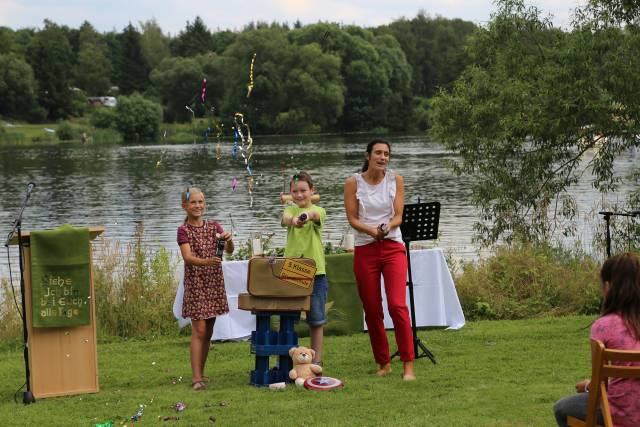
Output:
[1, 134, 637, 279]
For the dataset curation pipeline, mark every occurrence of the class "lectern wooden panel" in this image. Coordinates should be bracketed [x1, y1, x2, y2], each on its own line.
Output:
[10, 227, 103, 398]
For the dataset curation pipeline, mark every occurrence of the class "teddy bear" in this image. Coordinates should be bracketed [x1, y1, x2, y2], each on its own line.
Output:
[289, 346, 322, 386]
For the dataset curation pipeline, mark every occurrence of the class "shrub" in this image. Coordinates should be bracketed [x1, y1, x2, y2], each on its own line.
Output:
[0, 279, 22, 344]
[0, 130, 26, 143]
[90, 107, 117, 129]
[93, 223, 179, 338]
[91, 128, 122, 144]
[454, 242, 602, 320]
[56, 120, 76, 140]
[114, 93, 162, 142]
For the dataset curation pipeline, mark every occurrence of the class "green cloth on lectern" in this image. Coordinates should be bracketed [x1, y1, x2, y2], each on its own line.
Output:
[30, 224, 91, 327]
[324, 253, 363, 335]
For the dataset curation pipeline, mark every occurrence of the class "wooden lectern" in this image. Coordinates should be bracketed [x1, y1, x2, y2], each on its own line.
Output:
[9, 226, 103, 398]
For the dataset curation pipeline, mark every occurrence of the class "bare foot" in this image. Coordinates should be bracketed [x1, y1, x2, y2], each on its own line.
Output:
[402, 361, 416, 380]
[376, 363, 392, 376]
[192, 380, 206, 390]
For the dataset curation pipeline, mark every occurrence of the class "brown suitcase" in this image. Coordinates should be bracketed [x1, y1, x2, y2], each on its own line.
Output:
[246, 257, 316, 297]
[237, 293, 311, 311]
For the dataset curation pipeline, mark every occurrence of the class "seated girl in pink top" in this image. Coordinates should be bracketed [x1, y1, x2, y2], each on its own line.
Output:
[554, 253, 640, 427]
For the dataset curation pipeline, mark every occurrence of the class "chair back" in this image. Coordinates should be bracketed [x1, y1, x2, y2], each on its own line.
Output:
[582, 339, 640, 427]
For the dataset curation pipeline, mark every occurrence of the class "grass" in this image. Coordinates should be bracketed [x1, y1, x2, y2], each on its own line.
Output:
[0, 119, 92, 144]
[0, 316, 594, 426]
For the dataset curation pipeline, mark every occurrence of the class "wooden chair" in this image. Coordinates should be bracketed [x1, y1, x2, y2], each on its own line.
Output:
[567, 339, 640, 427]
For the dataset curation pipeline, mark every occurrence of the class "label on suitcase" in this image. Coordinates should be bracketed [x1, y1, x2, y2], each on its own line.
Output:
[247, 257, 316, 297]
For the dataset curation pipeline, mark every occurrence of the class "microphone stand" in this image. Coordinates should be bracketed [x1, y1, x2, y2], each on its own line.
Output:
[4, 184, 36, 405]
[598, 210, 640, 258]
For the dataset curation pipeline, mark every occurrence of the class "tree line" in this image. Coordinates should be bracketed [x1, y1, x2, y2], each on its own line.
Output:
[0, 14, 476, 134]
[429, 0, 640, 247]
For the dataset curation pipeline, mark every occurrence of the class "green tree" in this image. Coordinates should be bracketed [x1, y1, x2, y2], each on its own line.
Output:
[0, 54, 44, 120]
[114, 93, 162, 141]
[74, 21, 112, 95]
[290, 23, 413, 131]
[27, 20, 74, 119]
[139, 19, 170, 69]
[278, 43, 344, 132]
[377, 13, 476, 98]
[116, 24, 150, 95]
[10, 28, 35, 58]
[221, 26, 346, 133]
[211, 30, 237, 53]
[171, 16, 212, 57]
[429, 0, 640, 245]
[149, 56, 204, 122]
[0, 27, 14, 55]
[103, 31, 121, 89]
[221, 27, 293, 131]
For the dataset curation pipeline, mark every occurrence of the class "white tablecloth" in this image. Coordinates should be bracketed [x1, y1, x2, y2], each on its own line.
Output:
[173, 248, 465, 340]
[375, 248, 466, 330]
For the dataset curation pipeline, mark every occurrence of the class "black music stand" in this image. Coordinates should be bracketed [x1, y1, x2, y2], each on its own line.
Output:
[391, 201, 439, 364]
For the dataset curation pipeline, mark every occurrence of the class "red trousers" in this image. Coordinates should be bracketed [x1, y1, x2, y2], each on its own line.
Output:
[354, 240, 414, 363]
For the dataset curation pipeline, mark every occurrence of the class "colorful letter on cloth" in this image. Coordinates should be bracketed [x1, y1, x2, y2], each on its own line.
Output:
[30, 224, 91, 327]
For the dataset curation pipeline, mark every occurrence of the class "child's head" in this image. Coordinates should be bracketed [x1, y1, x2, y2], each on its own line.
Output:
[600, 252, 640, 339]
[181, 187, 205, 219]
[290, 171, 314, 208]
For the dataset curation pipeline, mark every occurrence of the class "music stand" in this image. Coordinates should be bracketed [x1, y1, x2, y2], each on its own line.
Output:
[391, 201, 439, 364]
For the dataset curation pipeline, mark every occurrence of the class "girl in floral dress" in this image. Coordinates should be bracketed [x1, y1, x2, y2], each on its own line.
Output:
[177, 187, 233, 390]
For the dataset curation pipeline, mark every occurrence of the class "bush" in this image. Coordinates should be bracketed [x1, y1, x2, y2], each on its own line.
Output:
[455, 243, 601, 320]
[0, 279, 22, 344]
[89, 107, 117, 129]
[56, 120, 76, 140]
[91, 128, 122, 144]
[114, 93, 162, 142]
[93, 223, 179, 338]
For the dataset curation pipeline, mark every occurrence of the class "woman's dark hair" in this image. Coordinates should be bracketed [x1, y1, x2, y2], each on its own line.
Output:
[362, 139, 391, 172]
[290, 171, 314, 190]
[600, 252, 640, 340]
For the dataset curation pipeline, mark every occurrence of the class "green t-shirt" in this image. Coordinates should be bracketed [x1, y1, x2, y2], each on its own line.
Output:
[283, 204, 326, 275]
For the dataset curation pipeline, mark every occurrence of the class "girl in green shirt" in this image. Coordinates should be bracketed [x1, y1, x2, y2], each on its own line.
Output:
[281, 171, 328, 366]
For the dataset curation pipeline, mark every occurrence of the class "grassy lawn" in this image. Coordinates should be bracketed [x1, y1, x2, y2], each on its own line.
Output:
[0, 121, 60, 144]
[0, 316, 594, 426]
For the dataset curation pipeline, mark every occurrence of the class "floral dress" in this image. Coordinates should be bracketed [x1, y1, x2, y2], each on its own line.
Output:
[177, 220, 229, 320]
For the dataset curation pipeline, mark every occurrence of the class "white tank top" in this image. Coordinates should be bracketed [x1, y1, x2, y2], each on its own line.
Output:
[354, 170, 403, 246]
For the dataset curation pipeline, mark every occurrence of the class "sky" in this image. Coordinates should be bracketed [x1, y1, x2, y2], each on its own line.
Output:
[0, 0, 586, 34]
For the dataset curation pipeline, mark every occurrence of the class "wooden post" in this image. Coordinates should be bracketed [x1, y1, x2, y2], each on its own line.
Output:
[10, 227, 104, 398]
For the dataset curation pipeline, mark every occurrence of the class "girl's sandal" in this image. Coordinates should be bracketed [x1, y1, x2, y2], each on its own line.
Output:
[192, 380, 207, 391]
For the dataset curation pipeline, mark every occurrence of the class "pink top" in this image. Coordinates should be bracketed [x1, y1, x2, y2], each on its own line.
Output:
[590, 313, 640, 427]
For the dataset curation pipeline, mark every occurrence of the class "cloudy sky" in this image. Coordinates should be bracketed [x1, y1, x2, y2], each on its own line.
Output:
[0, 0, 585, 34]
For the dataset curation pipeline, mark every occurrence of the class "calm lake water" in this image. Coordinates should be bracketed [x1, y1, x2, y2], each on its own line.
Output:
[1, 134, 638, 279]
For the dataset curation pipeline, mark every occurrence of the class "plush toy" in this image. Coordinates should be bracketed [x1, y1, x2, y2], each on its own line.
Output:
[289, 346, 322, 386]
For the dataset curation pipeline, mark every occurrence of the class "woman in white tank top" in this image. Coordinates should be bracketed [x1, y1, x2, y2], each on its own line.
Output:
[343, 139, 416, 380]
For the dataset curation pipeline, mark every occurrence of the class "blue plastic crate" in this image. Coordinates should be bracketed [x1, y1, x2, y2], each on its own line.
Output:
[249, 311, 301, 386]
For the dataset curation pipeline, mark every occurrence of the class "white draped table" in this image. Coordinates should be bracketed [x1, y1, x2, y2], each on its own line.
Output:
[173, 248, 465, 340]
